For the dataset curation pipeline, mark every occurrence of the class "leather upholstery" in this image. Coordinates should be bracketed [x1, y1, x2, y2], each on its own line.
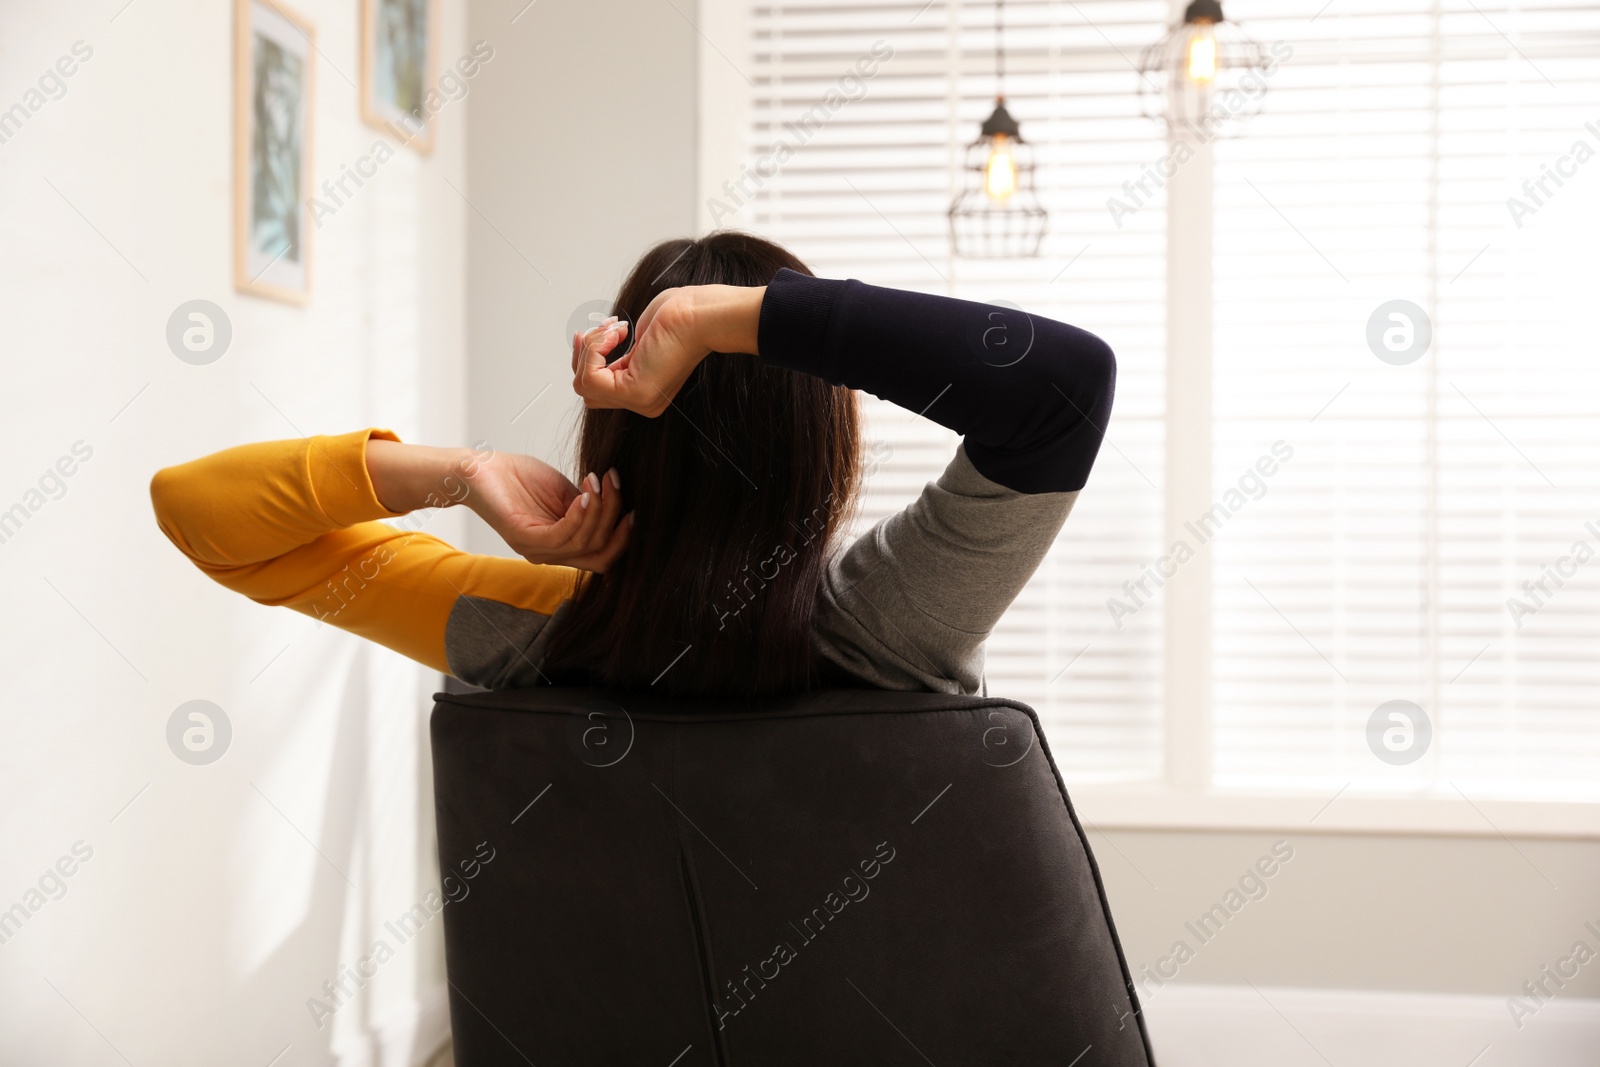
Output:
[430, 687, 1155, 1066]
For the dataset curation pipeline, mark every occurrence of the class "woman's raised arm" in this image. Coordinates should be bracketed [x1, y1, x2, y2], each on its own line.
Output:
[755, 268, 1115, 494]
[573, 270, 1114, 495]
[150, 430, 626, 683]
[572, 268, 1116, 693]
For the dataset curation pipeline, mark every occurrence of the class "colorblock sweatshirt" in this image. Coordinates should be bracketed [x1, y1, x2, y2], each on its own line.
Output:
[151, 270, 1115, 694]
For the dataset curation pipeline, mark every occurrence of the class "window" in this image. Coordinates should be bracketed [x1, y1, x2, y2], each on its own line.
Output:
[705, 0, 1600, 827]
[1211, 0, 1600, 802]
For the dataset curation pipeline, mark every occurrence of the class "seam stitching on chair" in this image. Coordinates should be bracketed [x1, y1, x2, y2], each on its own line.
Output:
[1024, 706, 1159, 1066]
[678, 846, 730, 1067]
[670, 726, 733, 1067]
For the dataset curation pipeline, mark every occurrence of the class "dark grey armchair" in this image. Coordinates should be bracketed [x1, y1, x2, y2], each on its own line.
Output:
[430, 687, 1155, 1066]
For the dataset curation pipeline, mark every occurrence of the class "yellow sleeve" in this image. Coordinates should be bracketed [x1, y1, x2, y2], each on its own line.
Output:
[149, 428, 580, 676]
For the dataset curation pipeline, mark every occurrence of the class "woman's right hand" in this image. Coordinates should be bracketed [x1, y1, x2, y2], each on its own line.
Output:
[571, 285, 765, 417]
[462, 450, 631, 572]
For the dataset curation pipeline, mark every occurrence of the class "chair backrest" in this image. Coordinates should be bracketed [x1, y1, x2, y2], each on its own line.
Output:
[430, 687, 1155, 1066]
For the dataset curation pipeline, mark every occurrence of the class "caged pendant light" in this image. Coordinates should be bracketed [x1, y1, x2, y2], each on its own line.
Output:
[948, 0, 1048, 259]
[1138, 0, 1270, 139]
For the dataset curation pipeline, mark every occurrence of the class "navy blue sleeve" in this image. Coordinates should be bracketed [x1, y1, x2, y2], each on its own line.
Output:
[755, 268, 1116, 495]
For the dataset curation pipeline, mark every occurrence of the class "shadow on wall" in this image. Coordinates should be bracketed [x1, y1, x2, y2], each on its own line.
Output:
[226, 647, 371, 1062]
[219, 646, 444, 1063]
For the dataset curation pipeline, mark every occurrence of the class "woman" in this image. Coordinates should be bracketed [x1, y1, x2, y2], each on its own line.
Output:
[151, 232, 1114, 697]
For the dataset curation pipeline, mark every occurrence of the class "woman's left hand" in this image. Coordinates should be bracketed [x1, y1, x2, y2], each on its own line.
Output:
[570, 289, 707, 417]
[571, 285, 765, 417]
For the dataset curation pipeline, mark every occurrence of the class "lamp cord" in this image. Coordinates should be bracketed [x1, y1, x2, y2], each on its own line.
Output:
[996, 0, 1006, 97]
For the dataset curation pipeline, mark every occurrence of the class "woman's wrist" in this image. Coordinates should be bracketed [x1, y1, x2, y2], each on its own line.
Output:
[689, 284, 765, 356]
[366, 439, 478, 513]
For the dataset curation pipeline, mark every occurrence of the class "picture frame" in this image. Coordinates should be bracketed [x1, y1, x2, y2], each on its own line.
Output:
[360, 0, 441, 155]
[233, 0, 316, 304]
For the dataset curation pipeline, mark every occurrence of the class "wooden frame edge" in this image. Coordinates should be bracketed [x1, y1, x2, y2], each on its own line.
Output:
[358, 0, 441, 157]
[234, 0, 316, 305]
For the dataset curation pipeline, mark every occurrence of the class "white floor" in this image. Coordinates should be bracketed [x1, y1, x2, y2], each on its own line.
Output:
[399, 984, 1600, 1067]
[1144, 985, 1600, 1067]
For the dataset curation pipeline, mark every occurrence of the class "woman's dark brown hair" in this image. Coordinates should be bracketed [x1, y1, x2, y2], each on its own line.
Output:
[541, 232, 862, 697]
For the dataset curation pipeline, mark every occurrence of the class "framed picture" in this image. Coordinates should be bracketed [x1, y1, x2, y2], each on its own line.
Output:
[233, 0, 315, 304]
[361, 0, 440, 155]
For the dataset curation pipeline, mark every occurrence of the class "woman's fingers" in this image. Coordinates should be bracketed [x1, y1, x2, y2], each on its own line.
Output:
[587, 467, 625, 552]
[566, 511, 634, 573]
[574, 321, 632, 408]
[572, 316, 620, 376]
[513, 467, 628, 567]
[568, 472, 609, 549]
[548, 469, 582, 509]
[509, 493, 586, 559]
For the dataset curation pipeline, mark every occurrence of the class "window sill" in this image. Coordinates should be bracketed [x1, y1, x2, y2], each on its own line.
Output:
[1069, 784, 1600, 840]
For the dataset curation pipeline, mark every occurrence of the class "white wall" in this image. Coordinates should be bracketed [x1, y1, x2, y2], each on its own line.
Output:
[462, 0, 699, 543]
[1144, 983, 1600, 1067]
[1097, 830, 1600, 1003]
[0, 1, 467, 1063]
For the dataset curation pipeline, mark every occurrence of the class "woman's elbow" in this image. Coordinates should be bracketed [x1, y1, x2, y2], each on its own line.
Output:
[149, 463, 202, 557]
[1024, 326, 1116, 492]
[961, 320, 1117, 494]
[1039, 325, 1116, 432]
[1070, 329, 1117, 421]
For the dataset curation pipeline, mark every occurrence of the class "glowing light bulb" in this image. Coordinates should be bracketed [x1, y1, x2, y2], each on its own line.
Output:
[1187, 23, 1218, 85]
[984, 134, 1017, 203]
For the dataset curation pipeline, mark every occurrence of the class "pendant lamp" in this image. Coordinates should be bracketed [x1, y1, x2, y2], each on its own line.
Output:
[948, 0, 1048, 259]
[1137, 0, 1270, 138]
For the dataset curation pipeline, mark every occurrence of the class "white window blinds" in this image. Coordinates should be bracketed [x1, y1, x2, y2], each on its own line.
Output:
[743, 0, 1171, 781]
[733, 0, 1600, 802]
[1210, 0, 1600, 800]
